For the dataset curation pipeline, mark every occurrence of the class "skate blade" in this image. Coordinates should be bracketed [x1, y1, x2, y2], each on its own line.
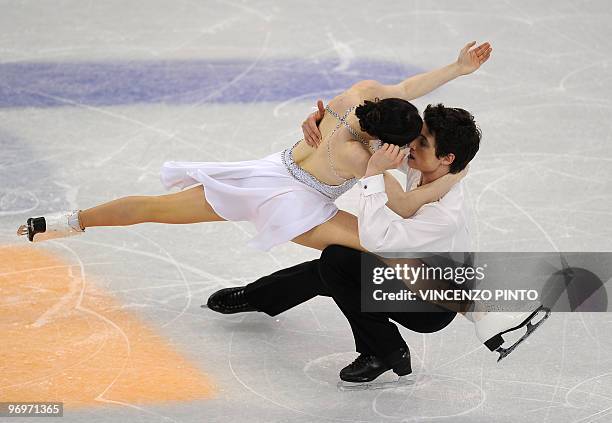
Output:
[337, 375, 415, 391]
[31, 230, 82, 242]
[496, 306, 551, 362]
[17, 224, 29, 236]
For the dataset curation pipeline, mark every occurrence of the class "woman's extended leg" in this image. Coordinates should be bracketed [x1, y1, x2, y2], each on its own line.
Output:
[79, 184, 225, 228]
[292, 211, 364, 251]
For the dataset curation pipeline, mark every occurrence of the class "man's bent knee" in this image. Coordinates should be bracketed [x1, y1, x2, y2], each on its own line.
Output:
[321, 244, 361, 263]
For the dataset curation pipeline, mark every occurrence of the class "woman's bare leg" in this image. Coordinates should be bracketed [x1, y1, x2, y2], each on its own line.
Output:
[79, 184, 224, 228]
[292, 211, 364, 251]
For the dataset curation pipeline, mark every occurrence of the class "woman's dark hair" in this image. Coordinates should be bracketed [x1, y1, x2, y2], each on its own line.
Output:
[355, 98, 422, 147]
[423, 104, 481, 173]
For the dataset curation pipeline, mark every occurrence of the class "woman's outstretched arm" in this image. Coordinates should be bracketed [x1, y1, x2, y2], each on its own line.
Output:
[301, 41, 492, 147]
[351, 41, 492, 102]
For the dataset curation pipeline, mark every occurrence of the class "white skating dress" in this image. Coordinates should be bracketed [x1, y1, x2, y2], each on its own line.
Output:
[160, 105, 369, 251]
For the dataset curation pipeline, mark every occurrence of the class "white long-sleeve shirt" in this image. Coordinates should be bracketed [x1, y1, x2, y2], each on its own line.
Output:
[358, 169, 470, 253]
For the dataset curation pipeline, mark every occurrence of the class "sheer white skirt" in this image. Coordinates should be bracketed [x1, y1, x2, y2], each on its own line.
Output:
[160, 152, 339, 251]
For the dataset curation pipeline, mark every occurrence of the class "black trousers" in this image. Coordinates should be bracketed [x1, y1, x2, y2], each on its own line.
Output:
[244, 245, 457, 365]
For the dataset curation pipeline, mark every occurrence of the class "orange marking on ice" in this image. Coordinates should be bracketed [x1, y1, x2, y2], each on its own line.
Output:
[0, 245, 215, 408]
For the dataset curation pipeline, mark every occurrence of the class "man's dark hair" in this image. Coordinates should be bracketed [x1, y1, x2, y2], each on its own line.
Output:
[424, 104, 481, 173]
[356, 98, 422, 147]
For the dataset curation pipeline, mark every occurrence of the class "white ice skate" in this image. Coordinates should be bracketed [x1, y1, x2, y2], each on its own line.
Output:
[16, 210, 84, 242]
[475, 305, 551, 362]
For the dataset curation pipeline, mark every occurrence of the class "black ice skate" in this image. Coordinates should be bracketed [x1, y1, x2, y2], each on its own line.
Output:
[204, 286, 259, 314]
[337, 348, 414, 391]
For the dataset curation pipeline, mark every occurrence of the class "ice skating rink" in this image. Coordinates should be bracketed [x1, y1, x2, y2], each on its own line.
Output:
[1, 1, 611, 422]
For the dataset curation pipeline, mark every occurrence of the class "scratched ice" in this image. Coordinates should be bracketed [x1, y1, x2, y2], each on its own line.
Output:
[1, 0, 611, 422]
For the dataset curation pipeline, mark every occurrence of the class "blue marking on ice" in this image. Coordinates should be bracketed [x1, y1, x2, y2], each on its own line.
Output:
[0, 59, 422, 108]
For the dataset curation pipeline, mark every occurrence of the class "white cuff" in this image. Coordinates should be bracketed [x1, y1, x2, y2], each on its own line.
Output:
[359, 174, 386, 196]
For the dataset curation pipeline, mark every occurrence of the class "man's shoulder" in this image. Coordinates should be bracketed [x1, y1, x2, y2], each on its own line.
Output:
[441, 180, 466, 205]
[417, 181, 467, 223]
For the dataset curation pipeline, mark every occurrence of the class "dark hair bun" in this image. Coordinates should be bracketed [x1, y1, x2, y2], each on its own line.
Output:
[355, 99, 382, 136]
[355, 98, 422, 147]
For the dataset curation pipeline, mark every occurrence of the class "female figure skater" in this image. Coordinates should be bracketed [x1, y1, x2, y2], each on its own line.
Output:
[17, 41, 491, 251]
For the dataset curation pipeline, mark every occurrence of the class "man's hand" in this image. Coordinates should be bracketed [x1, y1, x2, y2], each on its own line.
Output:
[364, 143, 406, 178]
[302, 100, 326, 147]
[456, 41, 492, 75]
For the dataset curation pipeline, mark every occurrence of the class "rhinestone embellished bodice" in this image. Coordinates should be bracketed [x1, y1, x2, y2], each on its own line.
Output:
[281, 140, 357, 200]
[281, 104, 383, 200]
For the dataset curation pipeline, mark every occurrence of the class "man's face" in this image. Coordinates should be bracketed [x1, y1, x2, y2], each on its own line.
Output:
[406, 122, 451, 172]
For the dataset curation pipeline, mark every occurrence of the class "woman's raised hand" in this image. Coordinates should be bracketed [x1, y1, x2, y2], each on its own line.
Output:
[364, 143, 406, 177]
[456, 41, 492, 75]
[302, 100, 326, 147]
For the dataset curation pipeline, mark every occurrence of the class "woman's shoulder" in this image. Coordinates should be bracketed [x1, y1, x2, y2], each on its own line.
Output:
[327, 91, 364, 115]
[328, 79, 391, 114]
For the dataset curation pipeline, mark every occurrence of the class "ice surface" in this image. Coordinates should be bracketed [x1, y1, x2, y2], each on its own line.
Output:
[1, 1, 611, 422]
